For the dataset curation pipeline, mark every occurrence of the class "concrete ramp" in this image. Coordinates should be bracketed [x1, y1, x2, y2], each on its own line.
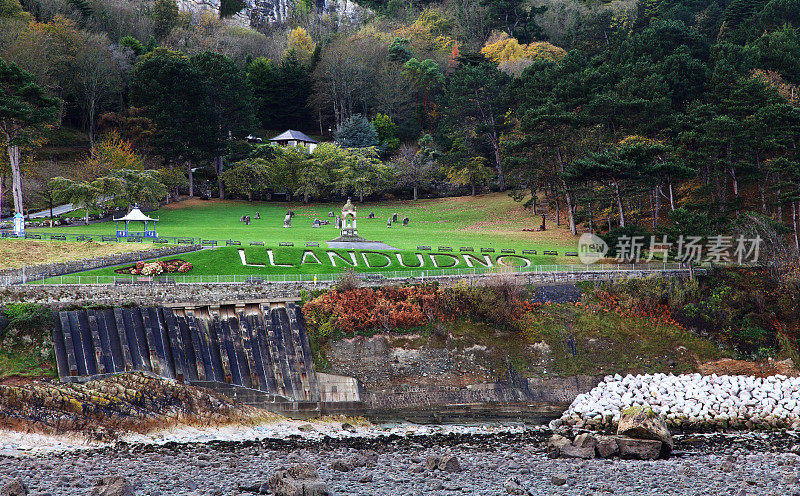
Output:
[52, 299, 319, 402]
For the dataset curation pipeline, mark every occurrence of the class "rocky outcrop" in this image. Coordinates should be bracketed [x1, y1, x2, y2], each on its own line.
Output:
[175, 0, 360, 26]
[88, 477, 133, 496]
[0, 373, 266, 439]
[268, 464, 330, 496]
[0, 479, 27, 496]
[617, 405, 673, 455]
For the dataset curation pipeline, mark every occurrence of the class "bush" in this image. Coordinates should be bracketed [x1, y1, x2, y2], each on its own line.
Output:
[2, 304, 52, 335]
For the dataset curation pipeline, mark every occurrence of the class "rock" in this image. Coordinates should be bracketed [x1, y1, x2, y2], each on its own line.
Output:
[559, 444, 595, 459]
[616, 436, 663, 460]
[298, 424, 315, 432]
[409, 464, 425, 474]
[438, 455, 462, 473]
[573, 433, 597, 449]
[88, 477, 133, 496]
[550, 474, 568, 486]
[341, 422, 356, 433]
[547, 434, 570, 450]
[1, 479, 28, 496]
[269, 464, 330, 496]
[425, 455, 441, 471]
[595, 436, 619, 459]
[358, 474, 373, 483]
[617, 405, 673, 457]
[504, 476, 526, 495]
[331, 460, 353, 472]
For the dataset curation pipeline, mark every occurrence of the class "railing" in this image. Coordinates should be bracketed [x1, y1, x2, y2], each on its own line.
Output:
[26, 262, 693, 285]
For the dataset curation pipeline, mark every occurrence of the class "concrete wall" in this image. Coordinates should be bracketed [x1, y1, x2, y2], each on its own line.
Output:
[316, 372, 363, 403]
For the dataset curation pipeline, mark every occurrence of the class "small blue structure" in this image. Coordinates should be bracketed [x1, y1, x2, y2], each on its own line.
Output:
[114, 205, 158, 238]
[12, 212, 24, 236]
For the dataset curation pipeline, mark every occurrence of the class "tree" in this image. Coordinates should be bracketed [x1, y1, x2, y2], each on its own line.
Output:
[0, 0, 30, 21]
[80, 131, 143, 179]
[443, 139, 493, 196]
[220, 158, 271, 201]
[102, 168, 167, 209]
[440, 57, 511, 190]
[393, 140, 438, 200]
[0, 58, 60, 216]
[156, 167, 187, 202]
[48, 176, 103, 225]
[71, 33, 124, 150]
[480, 0, 546, 43]
[151, 0, 179, 39]
[131, 48, 224, 197]
[388, 38, 413, 63]
[372, 113, 400, 155]
[247, 54, 313, 131]
[334, 147, 390, 202]
[335, 114, 379, 148]
[190, 51, 256, 199]
[296, 144, 339, 202]
[286, 27, 315, 64]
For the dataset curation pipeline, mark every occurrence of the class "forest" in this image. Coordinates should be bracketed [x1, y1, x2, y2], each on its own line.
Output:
[0, 0, 799, 253]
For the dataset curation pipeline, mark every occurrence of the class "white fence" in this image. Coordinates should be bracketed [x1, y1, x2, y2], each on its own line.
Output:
[26, 262, 691, 285]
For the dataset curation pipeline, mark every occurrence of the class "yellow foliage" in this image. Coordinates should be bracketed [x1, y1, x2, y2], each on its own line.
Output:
[80, 131, 143, 180]
[481, 32, 566, 64]
[286, 27, 315, 62]
[394, 7, 456, 58]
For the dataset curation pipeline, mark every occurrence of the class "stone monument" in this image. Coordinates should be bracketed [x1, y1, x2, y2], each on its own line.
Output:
[327, 198, 398, 250]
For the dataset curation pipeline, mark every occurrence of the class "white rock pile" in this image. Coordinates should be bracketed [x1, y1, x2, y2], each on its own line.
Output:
[557, 373, 800, 431]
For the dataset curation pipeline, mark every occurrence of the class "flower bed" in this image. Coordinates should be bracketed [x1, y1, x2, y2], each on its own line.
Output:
[114, 259, 193, 275]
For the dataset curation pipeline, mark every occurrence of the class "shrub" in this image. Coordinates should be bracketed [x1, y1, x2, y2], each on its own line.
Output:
[2, 304, 52, 335]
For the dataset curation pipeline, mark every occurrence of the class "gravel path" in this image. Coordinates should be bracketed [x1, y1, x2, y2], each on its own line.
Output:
[2, 431, 800, 496]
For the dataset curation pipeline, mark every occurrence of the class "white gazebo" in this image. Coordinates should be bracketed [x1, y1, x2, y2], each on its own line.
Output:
[114, 205, 158, 238]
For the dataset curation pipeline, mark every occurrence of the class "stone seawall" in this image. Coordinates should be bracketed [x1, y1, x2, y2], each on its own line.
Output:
[0, 268, 693, 306]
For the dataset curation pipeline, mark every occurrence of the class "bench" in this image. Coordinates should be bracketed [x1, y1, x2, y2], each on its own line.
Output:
[101, 236, 118, 242]
[154, 238, 169, 244]
[279, 242, 294, 247]
[250, 241, 265, 246]
[363, 273, 384, 281]
[417, 246, 431, 251]
[226, 240, 241, 246]
[246, 276, 264, 284]
[480, 248, 495, 253]
[438, 246, 453, 252]
[114, 278, 132, 285]
[459, 247, 474, 252]
[76, 235, 92, 242]
[522, 250, 537, 255]
[565, 251, 579, 257]
[127, 237, 142, 243]
[51, 235, 66, 240]
[24, 233, 42, 239]
[500, 249, 515, 254]
[177, 238, 193, 244]
[201, 239, 217, 246]
[306, 241, 320, 247]
[543, 250, 558, 256]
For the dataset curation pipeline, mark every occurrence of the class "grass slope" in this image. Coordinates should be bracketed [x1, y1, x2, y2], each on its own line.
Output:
[30, 193, 576, 253]
[51, 246, 561, 279]
[0, 239, 156, 270]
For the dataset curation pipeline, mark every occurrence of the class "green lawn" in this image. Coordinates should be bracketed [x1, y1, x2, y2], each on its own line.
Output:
[40, 245, 563, 280]
[30, 193, 576, 253]
[28, 193, 583, 279]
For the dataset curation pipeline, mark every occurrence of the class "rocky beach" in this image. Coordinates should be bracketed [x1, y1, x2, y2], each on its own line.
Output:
[1, 427, 800, 496]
